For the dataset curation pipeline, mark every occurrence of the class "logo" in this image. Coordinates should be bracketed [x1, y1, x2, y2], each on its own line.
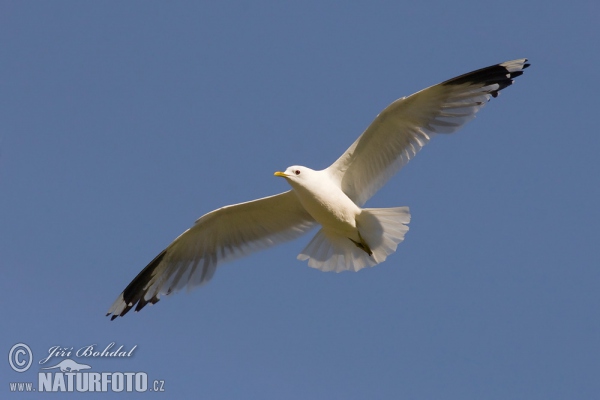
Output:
[7, 342, 165, 393]
[41, 359, 91, 372]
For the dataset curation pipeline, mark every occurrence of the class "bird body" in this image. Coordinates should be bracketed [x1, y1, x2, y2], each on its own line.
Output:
[275, 166, 410, 269]
[108, 58, 529, 319]
[278, 167, 361, 239]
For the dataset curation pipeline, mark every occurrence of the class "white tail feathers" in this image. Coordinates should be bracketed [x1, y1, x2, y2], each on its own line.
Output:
[298, 207, 410, 272]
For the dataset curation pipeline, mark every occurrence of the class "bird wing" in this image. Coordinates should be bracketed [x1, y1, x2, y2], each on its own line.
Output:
[327, 59, 529, 206]
[107, 190, 315, 319]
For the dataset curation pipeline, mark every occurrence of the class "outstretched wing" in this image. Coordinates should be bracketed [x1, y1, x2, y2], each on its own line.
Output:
[327, 59, 529, 206]
[107, 190, 315, 319]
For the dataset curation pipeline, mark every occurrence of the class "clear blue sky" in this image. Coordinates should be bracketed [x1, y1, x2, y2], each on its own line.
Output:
[1, 1, 598, 399]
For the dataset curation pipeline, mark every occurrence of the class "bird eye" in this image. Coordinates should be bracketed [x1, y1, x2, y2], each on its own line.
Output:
[294, 170, 301, 175]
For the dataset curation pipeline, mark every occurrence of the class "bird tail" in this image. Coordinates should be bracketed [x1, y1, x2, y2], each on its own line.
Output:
[297, 206, 410, 272]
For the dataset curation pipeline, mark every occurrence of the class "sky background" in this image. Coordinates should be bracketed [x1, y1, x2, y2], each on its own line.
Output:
[1, 1, 598, 399]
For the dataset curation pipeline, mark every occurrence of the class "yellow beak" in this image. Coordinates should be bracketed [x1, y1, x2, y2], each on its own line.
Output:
[274, 171, 288, 177]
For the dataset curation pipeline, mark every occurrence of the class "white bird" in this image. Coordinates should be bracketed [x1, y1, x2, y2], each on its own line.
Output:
[108, 59, 529, 319]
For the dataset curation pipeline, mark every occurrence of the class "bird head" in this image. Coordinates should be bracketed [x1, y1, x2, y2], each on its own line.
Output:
[274, 166, 313, 185]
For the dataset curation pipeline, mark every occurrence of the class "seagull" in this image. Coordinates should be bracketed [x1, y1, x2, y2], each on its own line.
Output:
[107, 59, 529, 319]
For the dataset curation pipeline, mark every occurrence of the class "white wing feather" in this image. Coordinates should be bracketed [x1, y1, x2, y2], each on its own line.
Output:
[107, 190, 315, 319]
[328, 59, 529, 206]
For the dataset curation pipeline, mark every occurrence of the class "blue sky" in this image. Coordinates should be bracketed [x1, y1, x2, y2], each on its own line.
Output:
[1, 1, 598, 398]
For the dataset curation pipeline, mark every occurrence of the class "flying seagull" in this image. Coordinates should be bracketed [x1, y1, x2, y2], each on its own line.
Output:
[108, 59, 529, 319]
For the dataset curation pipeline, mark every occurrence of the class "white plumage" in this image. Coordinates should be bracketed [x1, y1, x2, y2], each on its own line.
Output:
[108, 58, 529, 319]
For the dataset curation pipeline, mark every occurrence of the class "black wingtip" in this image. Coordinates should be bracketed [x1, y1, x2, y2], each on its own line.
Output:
[442, 59, 529, 97]
[107, 249, 167, 320]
